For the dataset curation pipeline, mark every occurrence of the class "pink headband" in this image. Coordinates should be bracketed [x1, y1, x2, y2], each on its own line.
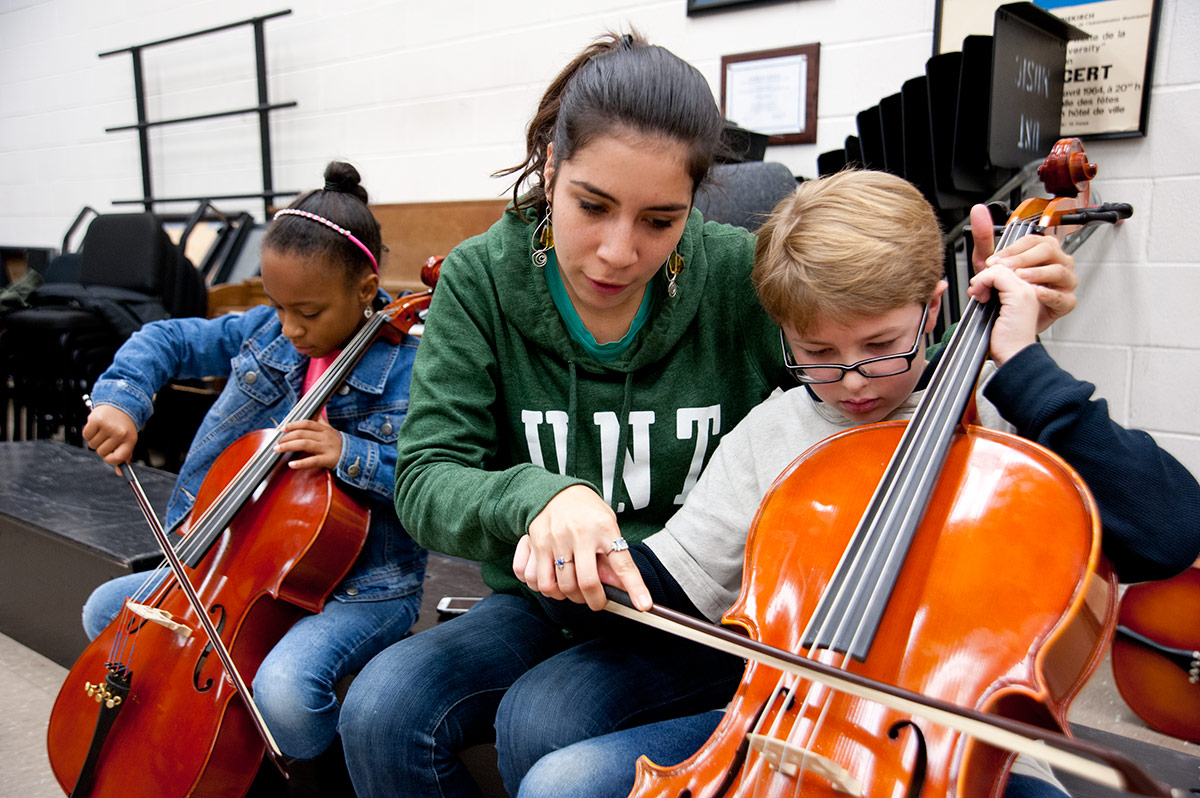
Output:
[273, 208, 379, 273]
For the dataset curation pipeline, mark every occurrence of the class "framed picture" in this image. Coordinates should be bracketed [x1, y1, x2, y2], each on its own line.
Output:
[687, 0, 789, 15]
[720, 43, 820, 145]
[933, 0, 1162, 138]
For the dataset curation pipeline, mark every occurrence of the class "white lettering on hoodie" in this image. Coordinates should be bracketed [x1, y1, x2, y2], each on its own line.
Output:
[521, 410, 569, 474]
[522, 405, 722, 513]
[595, 410, 655, 511]
[674, 405, 721, 505]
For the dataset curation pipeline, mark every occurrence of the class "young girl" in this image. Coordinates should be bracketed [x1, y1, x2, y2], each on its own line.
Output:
[338, 32, 1078, 797]
[79, 161, 427, 766]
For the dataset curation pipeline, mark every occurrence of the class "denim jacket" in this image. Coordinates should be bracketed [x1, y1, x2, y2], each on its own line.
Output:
[89, 293, 427, 603]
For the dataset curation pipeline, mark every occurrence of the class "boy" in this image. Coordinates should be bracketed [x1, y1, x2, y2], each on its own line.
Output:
[513, 170, 1200, 798]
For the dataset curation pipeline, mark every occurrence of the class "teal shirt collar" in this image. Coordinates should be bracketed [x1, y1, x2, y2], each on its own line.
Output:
[545, 250, 656, 362]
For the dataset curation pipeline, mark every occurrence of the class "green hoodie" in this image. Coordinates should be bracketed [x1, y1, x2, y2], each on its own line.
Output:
[395, 206, 788, 594]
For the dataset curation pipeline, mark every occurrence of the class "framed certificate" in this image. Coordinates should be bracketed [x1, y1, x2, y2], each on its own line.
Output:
[720, 43, 820, 145]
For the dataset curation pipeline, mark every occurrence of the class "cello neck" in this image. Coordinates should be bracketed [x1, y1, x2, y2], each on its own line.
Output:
[180, 294, 424, 567]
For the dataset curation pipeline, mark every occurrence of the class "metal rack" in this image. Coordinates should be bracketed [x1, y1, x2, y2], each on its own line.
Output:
[99, 9, 298, 218]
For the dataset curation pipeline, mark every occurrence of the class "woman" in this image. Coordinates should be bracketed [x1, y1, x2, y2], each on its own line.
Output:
[338, 32, 1077, 797]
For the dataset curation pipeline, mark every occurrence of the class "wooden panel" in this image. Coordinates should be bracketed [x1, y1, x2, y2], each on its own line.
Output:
[207, 277, 269, 318]
[372, 199, 508, 293]
[206, 199, 508, 311]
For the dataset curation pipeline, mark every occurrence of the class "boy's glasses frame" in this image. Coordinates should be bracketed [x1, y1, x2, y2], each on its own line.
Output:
[780, 304, 930, 385]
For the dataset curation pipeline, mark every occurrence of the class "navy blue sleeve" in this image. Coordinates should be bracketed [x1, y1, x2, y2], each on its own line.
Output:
[984, 343, 1200, 582]
[629, 544, 707, 617]
[531, 543, 707, 635]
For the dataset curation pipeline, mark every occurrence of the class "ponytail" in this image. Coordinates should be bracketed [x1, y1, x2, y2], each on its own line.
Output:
[495, 31, 724, 215]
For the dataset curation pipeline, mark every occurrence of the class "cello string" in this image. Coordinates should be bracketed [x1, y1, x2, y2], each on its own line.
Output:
[97, 313, 360, 672]
[764, 303, 989, 793]
[828, 209, 1040, 658]
[173, 306, 391, 567]
[112, 304, 397, 689]
[734, 672, 800, 796]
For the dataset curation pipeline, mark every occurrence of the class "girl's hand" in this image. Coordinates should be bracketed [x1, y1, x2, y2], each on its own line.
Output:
[274, 418, 343, 470]
[514, 485, 652, 612]
[969, 204, 1077, 332]
[82, 405, 138, 472]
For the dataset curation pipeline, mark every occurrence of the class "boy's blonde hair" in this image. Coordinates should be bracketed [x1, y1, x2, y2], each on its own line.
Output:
[752, 170, 944, 334]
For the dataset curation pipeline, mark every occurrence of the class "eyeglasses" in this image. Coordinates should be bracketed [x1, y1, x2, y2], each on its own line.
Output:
[780, 304, 930, 385]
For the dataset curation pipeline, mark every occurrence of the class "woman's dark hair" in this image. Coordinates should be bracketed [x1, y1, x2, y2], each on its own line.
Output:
[262, 161, 383, 282]
[495, 31, 726, 214]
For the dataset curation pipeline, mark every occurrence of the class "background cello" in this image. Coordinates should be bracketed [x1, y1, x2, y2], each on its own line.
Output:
[1112, 561, 1200, 744]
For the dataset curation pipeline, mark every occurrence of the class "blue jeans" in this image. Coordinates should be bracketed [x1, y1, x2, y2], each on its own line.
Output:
[519, 711, 1071, 798]
[338, 592, 744, 798]
[81, 569, 421, 760]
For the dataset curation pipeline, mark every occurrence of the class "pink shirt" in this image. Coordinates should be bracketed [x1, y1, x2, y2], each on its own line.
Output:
[303, 351, 341, 419]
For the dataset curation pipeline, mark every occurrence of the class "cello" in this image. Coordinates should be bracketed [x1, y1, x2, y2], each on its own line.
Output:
[45, 259, 439, 797]
[1112, 561, 1200, 743]
[602, 140, 1177, 796]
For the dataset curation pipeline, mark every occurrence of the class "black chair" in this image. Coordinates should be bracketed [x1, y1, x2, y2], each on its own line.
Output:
[695, 161, 799, 232]
[1, 212, 206, 445]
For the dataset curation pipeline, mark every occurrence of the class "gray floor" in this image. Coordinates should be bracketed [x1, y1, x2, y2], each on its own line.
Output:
[6, 629, 1199, 798]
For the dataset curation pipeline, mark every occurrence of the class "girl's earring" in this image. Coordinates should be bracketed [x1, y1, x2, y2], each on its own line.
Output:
[664, 248, 685, 298]
[363, 306, 374, 319]
[531, 203, 554, 268]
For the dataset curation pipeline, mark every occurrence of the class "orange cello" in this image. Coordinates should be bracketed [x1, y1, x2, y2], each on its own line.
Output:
[46, 260, 439, 798]
[1112, 561, 1200, 743]
[612, 140, 1166, 797]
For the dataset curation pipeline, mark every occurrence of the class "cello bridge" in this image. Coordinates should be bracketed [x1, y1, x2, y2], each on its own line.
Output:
[746, 732, 864, 796]
[124, 599, 193, 639]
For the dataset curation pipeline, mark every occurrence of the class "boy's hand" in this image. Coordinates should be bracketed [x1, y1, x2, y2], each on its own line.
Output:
[514, 484, 652, 612]
[83, 405, 138, 472]
[969, 203, 1077, 332]
[274, 418, 343, 471]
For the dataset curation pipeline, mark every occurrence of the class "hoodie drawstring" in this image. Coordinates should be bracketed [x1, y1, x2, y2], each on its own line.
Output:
[609, 371, 635, 511]
[567, 361, 579, 477]
[566, 363, 634, 512]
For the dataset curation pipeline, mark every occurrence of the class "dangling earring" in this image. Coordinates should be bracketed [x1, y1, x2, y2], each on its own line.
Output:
[531, 202, 554, 268]
[363, 306, 374, 319]
[664, 248, 685, 298]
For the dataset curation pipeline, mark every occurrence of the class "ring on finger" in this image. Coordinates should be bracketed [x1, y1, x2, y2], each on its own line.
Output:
[555, 555, 573, 570]
[607, 537, 629, 554]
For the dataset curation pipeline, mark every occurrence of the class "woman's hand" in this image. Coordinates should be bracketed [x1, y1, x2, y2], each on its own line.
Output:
[82, 404, 139, 472]
[274, 418, 344, 470]
[513, 485, 652, 612]
[970, 203, 1077, 332]
[968, 264, 1041, 365]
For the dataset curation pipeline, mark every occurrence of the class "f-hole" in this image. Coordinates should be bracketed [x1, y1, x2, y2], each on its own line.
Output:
[192, 604, 226, 692]
[887, 719, 928, 798]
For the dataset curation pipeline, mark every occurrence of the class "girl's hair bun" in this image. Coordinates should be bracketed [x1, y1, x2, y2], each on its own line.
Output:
[322, 161, 369, 204]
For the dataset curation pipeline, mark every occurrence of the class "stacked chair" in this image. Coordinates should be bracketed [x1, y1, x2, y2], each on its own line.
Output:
[1, 212, 206, 445]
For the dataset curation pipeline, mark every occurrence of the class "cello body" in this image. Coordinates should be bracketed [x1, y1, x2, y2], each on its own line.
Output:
[1112, 565, 1200, 743]
[46, 428, 369, 797]
[631, 422, 1114, 797]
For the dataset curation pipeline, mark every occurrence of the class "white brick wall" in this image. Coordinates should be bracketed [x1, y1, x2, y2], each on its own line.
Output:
[2, 0, 1198, 474]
